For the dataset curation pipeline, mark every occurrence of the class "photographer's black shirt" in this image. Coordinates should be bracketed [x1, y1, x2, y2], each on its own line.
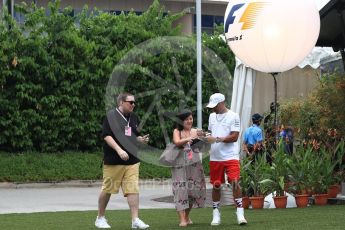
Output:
[102, 109, 140, 165]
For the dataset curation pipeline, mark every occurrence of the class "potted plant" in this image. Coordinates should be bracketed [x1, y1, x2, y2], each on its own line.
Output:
[240, 158, 252, 209]
[287, 144, 314, 207]
[309, 145, 342, 205]
[262, 142, 290, 208]
[247, 153, 270, 209]
[328, 140, 345, 198]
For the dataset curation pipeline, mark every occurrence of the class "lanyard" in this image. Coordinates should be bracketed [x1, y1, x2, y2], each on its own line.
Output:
[116, 108, 130, 127]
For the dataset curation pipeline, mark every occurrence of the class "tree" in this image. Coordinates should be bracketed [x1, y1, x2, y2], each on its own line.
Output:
[0, 0, 236, 152]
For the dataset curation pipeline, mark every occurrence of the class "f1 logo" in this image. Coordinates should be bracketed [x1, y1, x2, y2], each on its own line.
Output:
[225, 2, 267, 33]
[224, 3, 245, 33]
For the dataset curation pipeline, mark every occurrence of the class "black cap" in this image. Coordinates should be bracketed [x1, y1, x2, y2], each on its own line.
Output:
[252, 113, 263, 122]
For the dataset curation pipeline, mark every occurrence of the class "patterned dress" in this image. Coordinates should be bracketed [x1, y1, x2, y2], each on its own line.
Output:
[171, 145, 206, 211]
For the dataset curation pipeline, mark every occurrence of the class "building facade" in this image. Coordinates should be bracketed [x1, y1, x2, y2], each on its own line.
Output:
[1, 0, 228, 34]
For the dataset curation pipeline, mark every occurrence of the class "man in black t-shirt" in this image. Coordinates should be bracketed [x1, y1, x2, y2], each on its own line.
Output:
[263, 102, 279, 164]
[95, 93, 150, 229]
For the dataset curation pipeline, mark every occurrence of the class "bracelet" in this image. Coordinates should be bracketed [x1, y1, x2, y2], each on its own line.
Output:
[216, 137, 221, 143]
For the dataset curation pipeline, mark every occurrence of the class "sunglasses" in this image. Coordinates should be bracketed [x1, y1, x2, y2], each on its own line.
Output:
[125, 101, 135, 105]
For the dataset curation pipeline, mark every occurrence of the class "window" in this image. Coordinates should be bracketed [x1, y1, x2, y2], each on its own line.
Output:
[109, 10, 142, 16]
[13, 11, 25, 24]
[193, 14, 224, 34]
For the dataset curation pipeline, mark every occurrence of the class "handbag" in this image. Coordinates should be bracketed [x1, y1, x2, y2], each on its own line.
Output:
[159, 143, 181, 166]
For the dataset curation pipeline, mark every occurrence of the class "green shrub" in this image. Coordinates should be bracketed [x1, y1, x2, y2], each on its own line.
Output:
[0, 1, 235, 152]
[279, 73, 345, 150]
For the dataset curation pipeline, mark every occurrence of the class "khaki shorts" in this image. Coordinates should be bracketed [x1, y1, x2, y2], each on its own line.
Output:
[101, 163, 140, 196]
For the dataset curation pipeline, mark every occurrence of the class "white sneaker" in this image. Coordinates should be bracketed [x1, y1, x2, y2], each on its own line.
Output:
[95, 216, 111, 228]
[211, 208, 221, 226]
[236, 208, 247, 225]
[132, 218, 150, 229]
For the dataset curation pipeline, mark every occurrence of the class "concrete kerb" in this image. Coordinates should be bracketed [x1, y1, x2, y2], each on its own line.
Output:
[0, 178, 174, 189]
[0, 180, 102, 189]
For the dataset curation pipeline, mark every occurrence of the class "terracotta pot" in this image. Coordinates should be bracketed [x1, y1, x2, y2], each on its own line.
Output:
[249, 196, 264, 209]
[327, 185, 340, 198]
[313, 194, 329, 206]
[273, 195, 288, 208]
[295, 194, 309, 208]
[242, 196, 250, 209]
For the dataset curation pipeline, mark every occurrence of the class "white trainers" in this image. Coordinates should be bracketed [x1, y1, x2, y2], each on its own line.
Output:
[236, 208, 248, 225]
[211, 208, 221, 226]
[95, 216, 111, 228]
[132, 218, 150, 229]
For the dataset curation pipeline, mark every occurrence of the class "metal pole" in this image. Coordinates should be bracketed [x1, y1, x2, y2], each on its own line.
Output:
[196, 0, 202, 129]
[340, 49, 345, 71]
[6, 0, 13, 17]
[271, 73, 278, 148]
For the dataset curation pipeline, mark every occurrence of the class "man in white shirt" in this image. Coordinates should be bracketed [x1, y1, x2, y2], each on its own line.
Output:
[205, 93, 247, 226]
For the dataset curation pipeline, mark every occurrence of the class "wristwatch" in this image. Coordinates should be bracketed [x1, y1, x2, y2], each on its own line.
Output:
[216, 137, 221, 143]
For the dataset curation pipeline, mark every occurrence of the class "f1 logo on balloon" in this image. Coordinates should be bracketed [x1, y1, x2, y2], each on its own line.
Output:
[223, 0, 320, 73]
[224, 2, 268, 33]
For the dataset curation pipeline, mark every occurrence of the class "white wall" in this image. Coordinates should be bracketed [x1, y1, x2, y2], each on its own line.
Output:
[252, 67, 320, 116]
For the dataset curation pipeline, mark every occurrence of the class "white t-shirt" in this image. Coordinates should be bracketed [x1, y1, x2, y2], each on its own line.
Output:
[208, 110, 241, 161]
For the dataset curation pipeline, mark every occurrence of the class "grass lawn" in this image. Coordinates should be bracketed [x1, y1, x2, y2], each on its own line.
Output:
[0, 205, 344, 230]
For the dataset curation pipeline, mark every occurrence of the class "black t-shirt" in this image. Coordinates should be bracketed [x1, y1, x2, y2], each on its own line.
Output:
[102, 109, 140, 165]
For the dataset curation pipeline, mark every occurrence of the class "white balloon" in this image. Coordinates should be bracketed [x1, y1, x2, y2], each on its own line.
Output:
[224, 0, 320, 73]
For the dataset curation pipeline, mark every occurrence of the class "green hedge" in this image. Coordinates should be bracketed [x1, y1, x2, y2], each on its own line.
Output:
[0, 0, 235, 152]
[0, 151, 210, 182]
[279, 73, 345, 146]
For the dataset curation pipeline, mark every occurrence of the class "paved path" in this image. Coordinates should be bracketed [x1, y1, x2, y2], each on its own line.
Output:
[0, 180, 175, 214]
[0, 179, 304, 214]
[0, 179, 234, 214]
